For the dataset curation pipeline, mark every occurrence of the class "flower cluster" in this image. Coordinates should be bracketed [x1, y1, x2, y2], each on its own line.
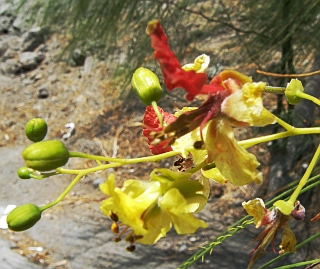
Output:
[4, 18, 320, 269]
[143, 19, 275, 186]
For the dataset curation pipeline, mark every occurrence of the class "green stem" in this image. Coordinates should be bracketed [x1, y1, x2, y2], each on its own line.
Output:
[287, 144, 320, 205]
[264, 86, 286, 94]
[39, 172, 84, 211]
[296, 91, 320, 106]
[69, 150, 179, 164]
[239, 127, 320, 149]
[274, 116, 294, 131]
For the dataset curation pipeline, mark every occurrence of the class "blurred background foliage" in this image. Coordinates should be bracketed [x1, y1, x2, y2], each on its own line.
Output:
[15, 0, 320, 84]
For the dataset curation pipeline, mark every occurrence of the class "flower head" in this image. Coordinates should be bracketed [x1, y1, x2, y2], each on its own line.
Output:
[100, 169, 208, 249]
[144, 20, 276, 186]
[242, 198, 304, 269]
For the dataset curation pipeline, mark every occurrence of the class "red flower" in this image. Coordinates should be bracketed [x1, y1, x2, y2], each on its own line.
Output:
[143, 106, 176, 155]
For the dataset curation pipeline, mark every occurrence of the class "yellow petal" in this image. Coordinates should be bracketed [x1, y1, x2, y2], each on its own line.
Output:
[279, 222, 297, 254]
[221, 82, 275, 126]
[139, 207, 172, 244]
[242, 198, 267, 228]
[201, 166, 228, 185]
[160, 188, 208, 234]
[182, 54, 210, 73]
[206, 119, 262, 186]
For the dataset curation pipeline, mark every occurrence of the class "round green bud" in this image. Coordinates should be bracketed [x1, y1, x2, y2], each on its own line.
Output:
[131, 67, 162, 105]
[7, 204, 42, 231]
[25, 118, 48, 142]
[22, 140, 69, 171]
[17, 166, 35, 179]
[285, 79, 304, 105]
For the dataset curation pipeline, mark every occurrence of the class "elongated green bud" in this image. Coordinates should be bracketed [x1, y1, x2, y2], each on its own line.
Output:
[7, 204, 42, 231]
[285, 79, 304, 105]
[131, 67, 162, 105]
[23, 140, 69, 171]
[25, 118, 48, 142]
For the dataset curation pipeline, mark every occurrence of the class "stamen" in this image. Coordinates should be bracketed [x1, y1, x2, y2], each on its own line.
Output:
[111, 222, 119, 234]
[109, 211, 119, 222]
[126, 245, 136, 252]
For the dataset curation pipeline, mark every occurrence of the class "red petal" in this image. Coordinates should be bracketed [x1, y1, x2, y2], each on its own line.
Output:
[142, 106, 176, 155]
[147, 20, 207, 101]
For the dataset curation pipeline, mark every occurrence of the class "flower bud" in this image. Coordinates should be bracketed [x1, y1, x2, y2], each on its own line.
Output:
[17, 166, 35, 179]
[285, 79, 304, 105]
[22, 140, 69, 171]
[25, 118, 48, 142]
[7, 204, 42, 231]
[131, 67, 162, 105]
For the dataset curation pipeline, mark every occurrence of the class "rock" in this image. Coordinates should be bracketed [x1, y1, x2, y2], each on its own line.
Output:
[37, 84, 49, 99]
[19, 52, 44, 70]
[69, 49, 86, 66]
[2, 36, 20, 59]
[0, 14, 14, 34]
[20, 26, 44, 52]
[82, 56, 94, 75]
[1, 59, 20, 74]
[92, 178, 105, 188]
[0, 39, 8, 56]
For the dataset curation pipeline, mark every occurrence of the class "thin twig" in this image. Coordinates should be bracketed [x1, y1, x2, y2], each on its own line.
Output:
[256, 69, 320, 78]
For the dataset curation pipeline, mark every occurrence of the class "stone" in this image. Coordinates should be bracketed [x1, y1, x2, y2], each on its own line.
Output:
[37, 84, 49, 99]
[69, 49, 86, 66]
[0, 39, 8, 56]
[20, 26, 44, 52]
[1, 59, 20, 74]
[19, 52, 44, 70]
[0, 14, 14, 34]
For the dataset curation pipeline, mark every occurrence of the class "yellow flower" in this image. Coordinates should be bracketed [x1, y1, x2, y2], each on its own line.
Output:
[242, 198, 301, 269]
[100, 169, 208, 249]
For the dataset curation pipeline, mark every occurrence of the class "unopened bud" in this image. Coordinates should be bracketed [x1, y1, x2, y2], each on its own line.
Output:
[131, 67, 162, 105]
[285, 79, 304, 105]
[22, 140, 69, 171]
[7, 204, 42, 231]
[17, 166, 35, 179]
[25, 118, 48, 142]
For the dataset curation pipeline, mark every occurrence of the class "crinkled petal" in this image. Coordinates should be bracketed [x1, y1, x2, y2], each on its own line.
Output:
[242, 198, 269, 228]
[143, 105, 176, 154]
[146, 20, 208, 101]
[206, 119, 262, 186]
[182, 54, 210, 73]
[221, 82, 275, 126]
[279, 222, 297, 255]
[160, 188, 208, 234]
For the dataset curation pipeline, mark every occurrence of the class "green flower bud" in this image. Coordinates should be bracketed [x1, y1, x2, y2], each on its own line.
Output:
[131, 67, 162, 105]
[25, 118, 48, 142]
[285, 79, 304, 105]
[7, 204, 42, 231]
[17, 166, 35, 179]
[22, 140, 69, 171]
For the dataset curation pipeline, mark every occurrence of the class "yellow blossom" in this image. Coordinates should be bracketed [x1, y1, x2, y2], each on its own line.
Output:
[100, 170, 208, 247]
